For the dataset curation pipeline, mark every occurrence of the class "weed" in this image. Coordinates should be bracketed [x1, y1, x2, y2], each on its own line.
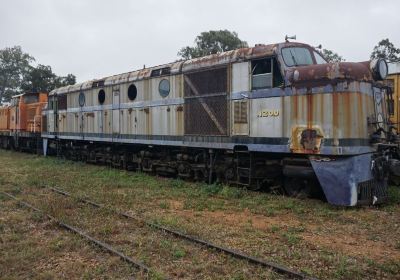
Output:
[149, 270, 166, 280]
[159, 201, 169, 209]
[170, 179, 185, 188]
[202, 183, 222, 196]
[220, 186, 245, 199]
[159, 239, 172, 249]
[49, 238, 65, 252]
[173, 248, 186, 259]
[282, 231, 301, 246]
[30, 211, 45, 223]
[269, 225, 280, 233]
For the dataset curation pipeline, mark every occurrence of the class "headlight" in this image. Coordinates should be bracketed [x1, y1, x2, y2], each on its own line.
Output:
[370, 58, 388, 80]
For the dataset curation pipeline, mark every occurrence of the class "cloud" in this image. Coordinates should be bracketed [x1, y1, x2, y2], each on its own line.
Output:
[1, 0, 399, 82]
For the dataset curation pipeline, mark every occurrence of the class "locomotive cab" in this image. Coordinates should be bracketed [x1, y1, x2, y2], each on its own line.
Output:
[269, 42, 392, 205]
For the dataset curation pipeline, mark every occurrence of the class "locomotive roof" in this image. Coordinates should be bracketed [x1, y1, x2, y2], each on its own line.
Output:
[49, 41, 309, 96]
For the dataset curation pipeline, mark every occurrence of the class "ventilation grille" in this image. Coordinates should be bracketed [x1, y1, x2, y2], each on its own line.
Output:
[184, 67, 228, 136]
[234, 101, 248, 124]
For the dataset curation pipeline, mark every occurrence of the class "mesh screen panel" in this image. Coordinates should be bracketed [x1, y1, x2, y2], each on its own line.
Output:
[184, 67, 228, 135]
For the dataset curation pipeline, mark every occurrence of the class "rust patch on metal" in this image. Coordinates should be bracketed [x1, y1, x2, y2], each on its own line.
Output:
[332, 92, 339, 141]
[290, 125, 324, 154]
[286, 62, 374, 87]
[307, 94, 313, 129]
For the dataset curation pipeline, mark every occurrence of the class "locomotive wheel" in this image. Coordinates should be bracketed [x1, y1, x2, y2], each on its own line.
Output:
[283, 177, 312, 199]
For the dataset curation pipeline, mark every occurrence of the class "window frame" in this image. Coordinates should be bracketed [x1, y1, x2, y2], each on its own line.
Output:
[313, 51, 327, 64]
[127, 84, 138, 101]
[281, 47, 314, 67]
[250, 57, 284, 90]
[98, 89, 106, 105]
[159, 79, 170, 98]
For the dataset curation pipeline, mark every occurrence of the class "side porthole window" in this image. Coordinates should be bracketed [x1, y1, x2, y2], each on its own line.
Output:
[128, 84, 137, 101]
[159, 79, 170, 98]
[98, 89, 105, 105]
[79, 92, 85, 107]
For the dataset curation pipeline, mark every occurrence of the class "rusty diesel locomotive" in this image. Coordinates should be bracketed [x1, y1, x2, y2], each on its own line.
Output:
[41, 41, 395, 206]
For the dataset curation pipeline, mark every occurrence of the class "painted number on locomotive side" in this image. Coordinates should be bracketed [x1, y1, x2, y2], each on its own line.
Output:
[257, 110, 280, 117]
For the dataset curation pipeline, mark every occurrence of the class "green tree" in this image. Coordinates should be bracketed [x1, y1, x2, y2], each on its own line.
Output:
[0, 46, 34, 102]
[0, 45, 76, 103]
[22, 64, 76, 93]
[178, 30, 248, 60]
[321, 48, 345, 63]
[370, 38, 400, 61]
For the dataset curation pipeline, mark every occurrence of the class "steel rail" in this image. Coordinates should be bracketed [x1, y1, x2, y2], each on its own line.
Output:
[46, 185, 317, 280]
[0, 191, 151, 276]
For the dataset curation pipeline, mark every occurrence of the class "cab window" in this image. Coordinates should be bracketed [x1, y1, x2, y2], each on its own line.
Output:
[251, 57, 283, 90]
[282, 47, 313, 67]
[314, 51, 327, 64]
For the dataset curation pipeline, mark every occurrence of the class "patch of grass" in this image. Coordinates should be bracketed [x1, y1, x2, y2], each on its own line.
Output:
[169, 179, 185, 188]
[334, 257, 361, 279]
[388, 185, 400, 205]
[49, 238, 66, 252]
[282, 232, 301, 246]
[1, 150, 400, 279]
[281, 226, 304, 246]
[149, 270, 166, 280]
[201, 183, 223, 196]
[9, 187, 22, 195]
[172, 248, 186, 259]
[159, 201, 170, 209]
[269, 225, 280, 233]
[376, 259, 400, 274]
[30, 211, 45, 223]
[220, 185, 245, 199]
[159, 239, 172, 249]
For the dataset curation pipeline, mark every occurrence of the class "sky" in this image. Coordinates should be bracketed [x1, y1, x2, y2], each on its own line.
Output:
[1, 0, 399, 82]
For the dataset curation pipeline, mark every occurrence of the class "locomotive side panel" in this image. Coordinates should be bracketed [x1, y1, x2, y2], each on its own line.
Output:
[231, 62, 250, 136]
[250, 97, 283, 138]
[0, 107, 10, 131]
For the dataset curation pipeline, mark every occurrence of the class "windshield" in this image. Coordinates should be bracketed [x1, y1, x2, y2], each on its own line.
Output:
[282, 47, 313, 67]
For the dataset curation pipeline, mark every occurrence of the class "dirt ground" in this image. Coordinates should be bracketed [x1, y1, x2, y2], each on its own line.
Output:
[0, 150, 399, 279]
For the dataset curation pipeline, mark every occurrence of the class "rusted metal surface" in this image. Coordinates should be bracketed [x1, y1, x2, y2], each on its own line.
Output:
[285, 62, 374, 86]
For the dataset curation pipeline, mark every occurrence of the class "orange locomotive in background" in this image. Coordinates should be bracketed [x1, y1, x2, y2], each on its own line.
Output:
[9, 92, 48, 132]
[0, 92, 48, 150]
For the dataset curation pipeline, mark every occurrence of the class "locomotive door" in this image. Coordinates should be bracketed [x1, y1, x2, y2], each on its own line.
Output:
[232, 62, 250, 135]
[373, 87, 386, 130]
[53, 96, 58, 134]
[78, 91, 85, 138]
[112, 87, 120, 139]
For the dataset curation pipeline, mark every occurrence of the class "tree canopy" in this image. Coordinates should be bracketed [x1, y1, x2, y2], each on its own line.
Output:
[370, 38, 400, 61]
[0, 46, 76, 103]
[178, 30, 248, 60]
[21, 64, 76, 94]
[321, 48, 345, 63]
[0, 46, 34, 102]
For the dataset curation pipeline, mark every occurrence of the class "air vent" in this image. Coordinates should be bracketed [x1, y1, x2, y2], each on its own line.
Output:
[234, 100, 248, 124]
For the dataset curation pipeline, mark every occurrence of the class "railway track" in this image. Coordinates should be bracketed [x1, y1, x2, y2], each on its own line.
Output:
[0, 191, 152, 276]
[2, 186, 318, 280]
